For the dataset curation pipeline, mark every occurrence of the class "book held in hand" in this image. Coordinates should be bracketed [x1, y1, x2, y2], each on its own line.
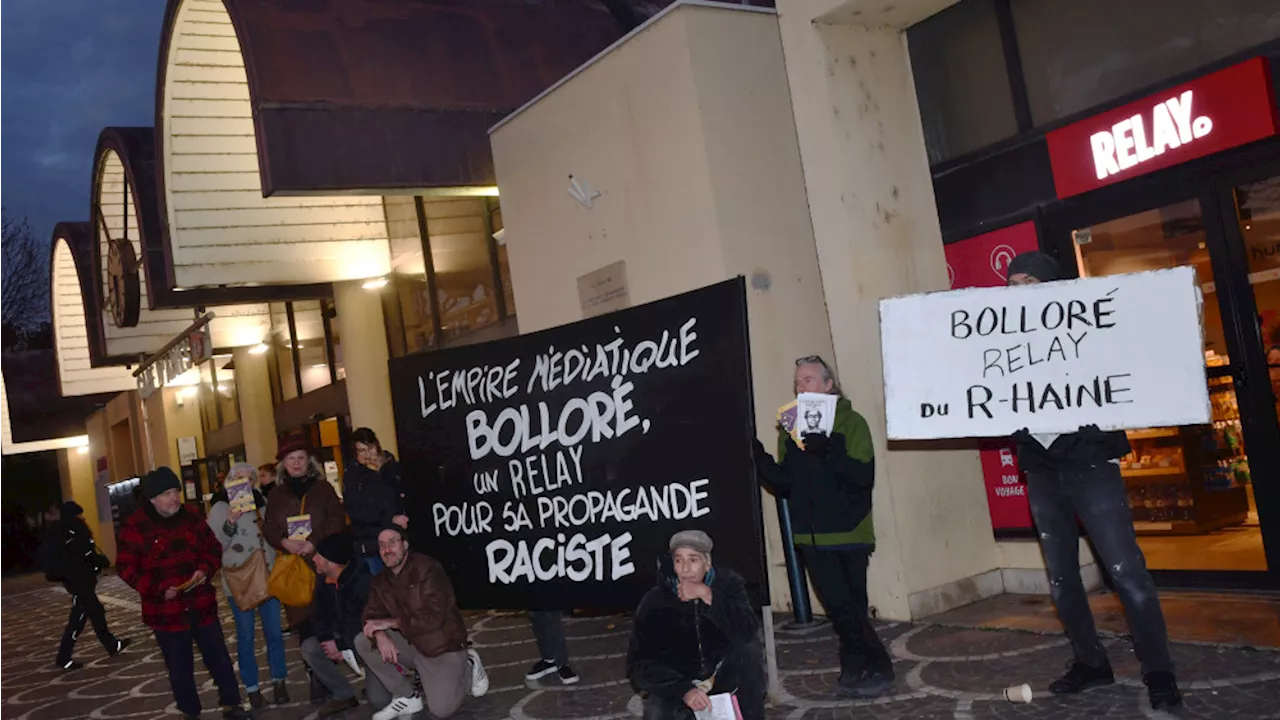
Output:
[795, 392, 837, 437]
[225, 475, 256, 514]
[776, 400, 800, 446]
[287, 513, 313, 540]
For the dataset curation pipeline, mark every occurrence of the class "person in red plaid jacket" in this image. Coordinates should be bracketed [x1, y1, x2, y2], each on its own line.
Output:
[116, 467, 252, 720]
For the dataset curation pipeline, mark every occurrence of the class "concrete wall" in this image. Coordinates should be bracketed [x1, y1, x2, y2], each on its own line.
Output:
[775, 0, 1001, 618]
[493, 3, 835, 613]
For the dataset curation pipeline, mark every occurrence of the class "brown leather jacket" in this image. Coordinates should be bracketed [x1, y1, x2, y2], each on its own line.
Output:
[363, 552, 468, 658]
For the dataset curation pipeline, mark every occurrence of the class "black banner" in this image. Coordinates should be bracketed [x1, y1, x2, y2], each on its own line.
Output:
[389, 278, 767, 610]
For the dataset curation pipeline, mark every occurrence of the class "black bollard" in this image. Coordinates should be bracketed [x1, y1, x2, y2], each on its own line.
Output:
[775, 495, 814, 625]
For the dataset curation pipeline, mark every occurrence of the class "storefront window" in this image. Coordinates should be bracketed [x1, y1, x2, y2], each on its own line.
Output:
[1235, 175, 1280, 434]
[425, 197, 501, 344]
[196, 355, 238, 432]
[270, 302, 298, 403]
[326, 298, 345, 382]
[1013, 0, 1280, 125]
[1075, 199, 1265, 571]
[906, 0, 1019, 164]
[293, 300, 331, 394]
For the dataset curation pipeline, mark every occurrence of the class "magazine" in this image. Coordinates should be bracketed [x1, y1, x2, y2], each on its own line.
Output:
[286, 513, 313, 541]
[776, 400, 800, 445]
[226, 475, 256, 515]
[693, 694, 742, 720]
[795, 392, 837, 437]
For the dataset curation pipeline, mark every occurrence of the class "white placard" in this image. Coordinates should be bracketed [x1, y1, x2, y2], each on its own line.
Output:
[879, 266, 1210, 440]
[177, 436, 198, 466]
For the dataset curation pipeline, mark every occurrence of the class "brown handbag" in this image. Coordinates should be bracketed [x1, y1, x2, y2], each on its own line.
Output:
[224, 508, 271, 610]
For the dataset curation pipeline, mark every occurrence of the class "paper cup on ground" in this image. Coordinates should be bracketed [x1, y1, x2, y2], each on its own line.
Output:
[1003, 683, 1032, 703]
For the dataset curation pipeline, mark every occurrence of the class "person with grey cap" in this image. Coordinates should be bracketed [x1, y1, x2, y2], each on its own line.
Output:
[1006, 251, 1181, 711]
[207, 462, 289, 708]
[46, 500, 130, 670]
[627, 530, 765, 720]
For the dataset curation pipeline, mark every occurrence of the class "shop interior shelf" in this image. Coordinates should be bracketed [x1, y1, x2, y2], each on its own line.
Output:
[1126, 428, 1180, 440]
[1121, 467, 1187, 479]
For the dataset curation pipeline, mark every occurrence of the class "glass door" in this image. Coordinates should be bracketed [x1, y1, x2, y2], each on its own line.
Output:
[1069, 198, 1268, 574]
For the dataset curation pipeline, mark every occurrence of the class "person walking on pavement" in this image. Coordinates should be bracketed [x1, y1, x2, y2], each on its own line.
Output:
[115, 468, 251, 719]
[356, 525, 488, 720]
[1005, 251, 1181, 711]
[753, 355, 894, 698]
[304, 532, 392, 717]
[345, 427, 408, 575]
[46, 501, 131, 670]
[207, 462, 290, 708]
[263, 432, 347, 703]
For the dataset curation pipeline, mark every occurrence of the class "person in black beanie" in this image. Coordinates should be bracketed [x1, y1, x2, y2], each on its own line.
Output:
[45, 501, 130, 670]
[1006, 251, 1181, 711]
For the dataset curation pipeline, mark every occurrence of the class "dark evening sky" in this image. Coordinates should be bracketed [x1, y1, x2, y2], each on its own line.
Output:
[2, 0, 165, 242]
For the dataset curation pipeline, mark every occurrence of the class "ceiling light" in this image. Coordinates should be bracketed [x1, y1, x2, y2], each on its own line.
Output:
[76, 445, 89, 455]
[363, 276, 389, 290]
[249, 343, 268, 355]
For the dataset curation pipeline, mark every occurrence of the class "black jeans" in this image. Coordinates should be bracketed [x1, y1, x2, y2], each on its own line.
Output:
[530, 610, 570, 666]
[1026, 463, 1173, 675]
[640, 641, 766, 720]
[153, 616, 241, 716]
[799, 545, 892, 680]
[57, 580, 118, 664]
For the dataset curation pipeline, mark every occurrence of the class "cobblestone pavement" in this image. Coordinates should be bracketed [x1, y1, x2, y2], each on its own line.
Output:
[3, 574, 1278, 719]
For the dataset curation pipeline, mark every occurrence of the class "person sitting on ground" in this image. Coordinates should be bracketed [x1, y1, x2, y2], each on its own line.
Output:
[45, 501, 131, 670]
[627, 530, 765, 720]
[344, 427, 408, 575]
[356, 525, 489, 720]
[304, 531, 391, 717]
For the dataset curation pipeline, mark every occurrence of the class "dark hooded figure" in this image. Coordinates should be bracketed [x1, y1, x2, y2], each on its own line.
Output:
[45, 501, 130, 670]
[1006, 251, 1180, 711]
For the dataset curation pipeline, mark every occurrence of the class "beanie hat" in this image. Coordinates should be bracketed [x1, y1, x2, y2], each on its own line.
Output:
[314, 532, 354, 566]
[1006, 251, 1061, 283]
[276, 432, 312, 461]
[60, 501, 84, 518]
[669, 529, 714, 554]
[143, 467, 181, 499]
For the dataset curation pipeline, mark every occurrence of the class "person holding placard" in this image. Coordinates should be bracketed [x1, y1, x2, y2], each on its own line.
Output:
[1006, 252, 1181, 711]
[753, 356, 893, 699]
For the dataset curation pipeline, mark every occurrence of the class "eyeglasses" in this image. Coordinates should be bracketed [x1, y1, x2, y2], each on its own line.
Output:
[795, 355, 827, 367]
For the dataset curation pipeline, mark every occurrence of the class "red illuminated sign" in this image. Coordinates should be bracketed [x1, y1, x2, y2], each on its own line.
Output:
[944, 221, 1039, 531]
[1047, 57, 1278, 199]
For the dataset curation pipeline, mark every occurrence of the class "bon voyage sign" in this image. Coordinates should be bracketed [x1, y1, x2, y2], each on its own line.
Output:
[881, 267, 1209, 440]
[389, 278, 767, 610]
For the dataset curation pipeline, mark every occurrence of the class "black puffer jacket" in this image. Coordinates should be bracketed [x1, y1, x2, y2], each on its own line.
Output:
[1012, 425, 1131, 473]
[344, 453, 405, 556]
[312, 559, 375, 651]
[627, 557, 759, 702]
[43, 517, 107, 586]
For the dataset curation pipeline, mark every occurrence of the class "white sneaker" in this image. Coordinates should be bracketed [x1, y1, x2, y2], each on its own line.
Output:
[372, 694, 424, 720]
[468, 648, 490, 697]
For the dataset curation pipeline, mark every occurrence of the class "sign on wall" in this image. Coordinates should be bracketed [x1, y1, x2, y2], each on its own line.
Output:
[881, 267, 1209, 440]
[1046, 57, 1278, 199]
[944, 222, 1040, 531]
[136, 324, 213, 399]
[577, 261, 631, 319]
[177, 436, 198, 466]
[389, 278, 767, 610]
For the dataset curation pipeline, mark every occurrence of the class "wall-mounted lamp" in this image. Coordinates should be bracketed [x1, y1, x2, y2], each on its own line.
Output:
[492, 228, 506, 246]
[249, 343, 269, 355]
[567, 174, 601, 209]
[76, 445, 89, 455]
[362, 276, 389, 290]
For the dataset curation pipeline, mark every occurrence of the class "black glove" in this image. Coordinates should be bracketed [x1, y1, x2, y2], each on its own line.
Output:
[802, 433, 831, 456]
[752, 439, 772, 464]
[1011, 428, 1033, 444]
[1077, 424, 1104, 440]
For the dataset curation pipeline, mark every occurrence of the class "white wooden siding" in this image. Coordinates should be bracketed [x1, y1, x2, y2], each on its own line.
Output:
[51, 239, 135, 397]
[161, 0, 390, 288]
[422, 198, 491, 275]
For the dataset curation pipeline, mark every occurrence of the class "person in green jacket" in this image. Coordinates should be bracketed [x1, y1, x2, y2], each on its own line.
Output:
[753, 355, 893, 698]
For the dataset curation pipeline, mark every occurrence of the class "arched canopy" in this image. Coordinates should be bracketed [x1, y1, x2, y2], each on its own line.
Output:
[50, 222, 136, 392]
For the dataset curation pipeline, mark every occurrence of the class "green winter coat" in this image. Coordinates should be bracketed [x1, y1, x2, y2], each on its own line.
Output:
[764, 397, 876, 547]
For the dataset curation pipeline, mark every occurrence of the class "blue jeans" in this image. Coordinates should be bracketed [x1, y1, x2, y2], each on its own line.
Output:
[1026, 463, 1173, 675]
[361, 554, 385, 576]
[228, 595, 288, 691]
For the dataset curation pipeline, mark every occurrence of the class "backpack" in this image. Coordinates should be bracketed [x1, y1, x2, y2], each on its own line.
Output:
[39, 528, 67, 582]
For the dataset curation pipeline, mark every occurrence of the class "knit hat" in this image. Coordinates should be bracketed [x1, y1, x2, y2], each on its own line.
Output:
[669, 529, 714, 554]
[143, 467, 181, 499]
[1006, 251, 1061, 283]
[276, 432, 312, 461]
[314, 532, 354, 566]
[378, 524, 409, 543]
[60, 501, 84, 518]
